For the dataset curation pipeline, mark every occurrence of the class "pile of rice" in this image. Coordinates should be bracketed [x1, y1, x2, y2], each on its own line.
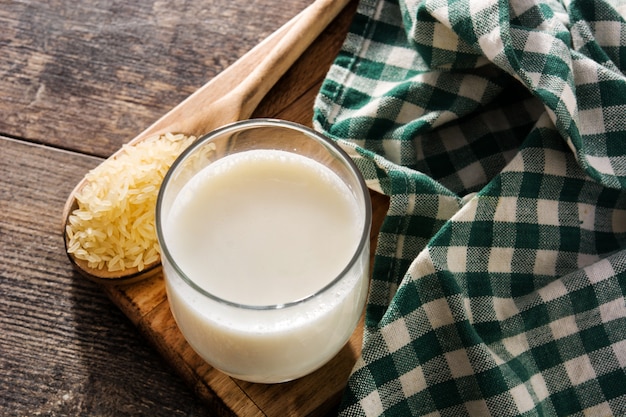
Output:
[66, 132, 195, 272]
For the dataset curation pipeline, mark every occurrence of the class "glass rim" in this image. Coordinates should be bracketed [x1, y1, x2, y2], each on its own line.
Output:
[156, 118, 372, 311]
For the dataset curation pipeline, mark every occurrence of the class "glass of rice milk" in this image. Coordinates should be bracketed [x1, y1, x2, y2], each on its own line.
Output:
[156, 119, 371, 383]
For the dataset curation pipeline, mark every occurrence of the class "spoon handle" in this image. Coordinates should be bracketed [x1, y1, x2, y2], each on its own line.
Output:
[133, 0, 351, 140]
[231, 0, 352, 121]
[125, 6, 305, 141]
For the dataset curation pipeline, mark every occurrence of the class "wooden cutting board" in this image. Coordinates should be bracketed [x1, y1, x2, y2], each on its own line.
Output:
[99, 1, 390, 415]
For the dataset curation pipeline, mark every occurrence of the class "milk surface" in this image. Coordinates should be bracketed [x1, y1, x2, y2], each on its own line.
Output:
[161, 149, 369, 382]
[165, 149, 361, 306]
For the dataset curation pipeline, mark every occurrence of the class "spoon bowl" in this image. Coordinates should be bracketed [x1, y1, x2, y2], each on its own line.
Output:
[63, 0, 351, 284]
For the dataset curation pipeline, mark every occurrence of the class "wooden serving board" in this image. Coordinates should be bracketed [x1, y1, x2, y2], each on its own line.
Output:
[99, 1, 390, 415]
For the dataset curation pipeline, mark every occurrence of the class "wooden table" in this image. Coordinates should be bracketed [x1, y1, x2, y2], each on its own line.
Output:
[0, 1, 389, 415]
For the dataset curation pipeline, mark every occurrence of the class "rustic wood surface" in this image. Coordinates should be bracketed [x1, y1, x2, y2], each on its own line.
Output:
[1, 0, 393, 416]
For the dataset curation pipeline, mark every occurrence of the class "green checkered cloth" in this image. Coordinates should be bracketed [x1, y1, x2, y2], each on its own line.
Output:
[313, 0, 626, 415]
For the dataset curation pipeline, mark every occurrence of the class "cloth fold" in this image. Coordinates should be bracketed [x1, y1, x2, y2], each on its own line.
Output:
[313, 0, 626, 415]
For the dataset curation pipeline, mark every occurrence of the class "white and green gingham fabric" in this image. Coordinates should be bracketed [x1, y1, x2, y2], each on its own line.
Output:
[313, 0, 626, 415]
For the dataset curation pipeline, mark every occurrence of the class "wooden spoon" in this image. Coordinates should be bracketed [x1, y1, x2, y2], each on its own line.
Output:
[63, 0, 351, 285]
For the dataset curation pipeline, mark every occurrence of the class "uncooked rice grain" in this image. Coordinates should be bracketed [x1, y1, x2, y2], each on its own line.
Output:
[67, 132, 195, 272]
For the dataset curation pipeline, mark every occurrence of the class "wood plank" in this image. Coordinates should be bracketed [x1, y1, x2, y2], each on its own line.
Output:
[0, 0, 309, 157]
[0, 137, 214, 415]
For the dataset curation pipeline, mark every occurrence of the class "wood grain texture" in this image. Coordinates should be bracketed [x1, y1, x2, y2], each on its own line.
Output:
[0, 0, 309, 157]
[0, 137, 212, 416]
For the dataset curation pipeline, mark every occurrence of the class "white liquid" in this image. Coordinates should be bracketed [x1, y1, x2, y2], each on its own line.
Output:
[162, 149, 369, 382]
